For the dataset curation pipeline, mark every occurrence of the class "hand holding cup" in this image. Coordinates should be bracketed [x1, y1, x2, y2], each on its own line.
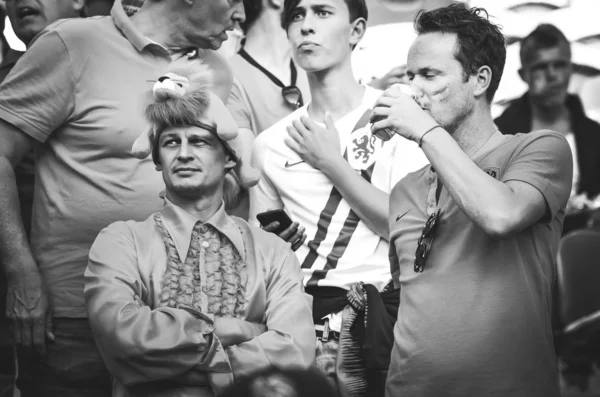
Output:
[370, 84, 438, 144]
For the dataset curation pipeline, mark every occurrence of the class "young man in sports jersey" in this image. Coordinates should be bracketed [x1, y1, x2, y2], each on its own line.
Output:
[371, 4, 570, 396]
[249, 0, 427, 394]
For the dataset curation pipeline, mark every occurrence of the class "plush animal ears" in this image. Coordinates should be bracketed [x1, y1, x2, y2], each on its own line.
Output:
[131, 58, 259, 188]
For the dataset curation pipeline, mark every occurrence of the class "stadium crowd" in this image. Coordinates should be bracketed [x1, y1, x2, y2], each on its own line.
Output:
[1, 0, 600, 396]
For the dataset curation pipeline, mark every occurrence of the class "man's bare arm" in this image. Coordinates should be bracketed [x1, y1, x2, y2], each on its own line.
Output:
[0, 119, 35, 269]
[0, 119, 53, 355]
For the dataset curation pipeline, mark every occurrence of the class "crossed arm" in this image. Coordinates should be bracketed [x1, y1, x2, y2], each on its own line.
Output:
[85, 222, 315, 393]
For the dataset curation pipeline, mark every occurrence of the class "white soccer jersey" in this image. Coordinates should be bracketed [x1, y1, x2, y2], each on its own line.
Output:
[250, 86, 429, 290]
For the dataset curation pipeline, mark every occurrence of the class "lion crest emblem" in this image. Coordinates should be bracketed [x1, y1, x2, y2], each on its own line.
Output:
[347, 126, 384, 170]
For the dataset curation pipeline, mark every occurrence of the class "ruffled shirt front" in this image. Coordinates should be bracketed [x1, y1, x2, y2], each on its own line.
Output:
[85, 198, 315, 397]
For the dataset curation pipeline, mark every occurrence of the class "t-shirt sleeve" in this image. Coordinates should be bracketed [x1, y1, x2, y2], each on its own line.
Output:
[0, 30, 75, 142]
[502, 131, 573, 221]
[226, 77, 253, 132]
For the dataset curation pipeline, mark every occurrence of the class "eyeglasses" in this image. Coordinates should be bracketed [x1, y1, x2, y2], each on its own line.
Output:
[414, 208, 441, 273]
[282, 85, 304, 109]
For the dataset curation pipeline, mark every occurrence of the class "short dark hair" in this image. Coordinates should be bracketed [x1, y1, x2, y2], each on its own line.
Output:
[519, 23, 571, 66]
[240, 0, 263, 33]
[414, 3, 506, 102]
[281, 0, 368, 31]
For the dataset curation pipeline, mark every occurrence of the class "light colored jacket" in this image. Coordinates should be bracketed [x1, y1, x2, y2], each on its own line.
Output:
[84, 200, 315, 397]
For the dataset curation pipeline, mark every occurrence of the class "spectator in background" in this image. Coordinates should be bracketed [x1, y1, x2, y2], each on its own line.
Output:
[368, 64, 409, 91]
[122, 0, 235, 103]
[0, 2, 18, 395]
[0, 0, 244, 395]
[3, 0, 86, 237]
[225, 0, 310, 219]
[0, 1, 85, 395]
[250, 0, 427, 393]
[85, 60, 312, 397]
[7, 0, 85, 47]
[0, 0, 20, 83]
[374, 5, 570, 396]
[495, 24, 600, 232]
[228, 0, 310, 138]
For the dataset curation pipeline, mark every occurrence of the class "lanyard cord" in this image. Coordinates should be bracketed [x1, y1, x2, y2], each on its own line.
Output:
[239, 48, 297, 88]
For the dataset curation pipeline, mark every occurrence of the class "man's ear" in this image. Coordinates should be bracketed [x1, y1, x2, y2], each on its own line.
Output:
[224, 155, 236, 171]
[349, 18, 366, 48]
[473, 65, 492, 99]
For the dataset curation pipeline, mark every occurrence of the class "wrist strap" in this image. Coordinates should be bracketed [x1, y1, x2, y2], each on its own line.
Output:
[418, 125, 442, 148]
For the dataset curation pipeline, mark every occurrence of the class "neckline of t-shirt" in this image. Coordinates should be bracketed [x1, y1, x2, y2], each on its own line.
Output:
[303, 85, 373, 125]
[470, 128, 508, 162]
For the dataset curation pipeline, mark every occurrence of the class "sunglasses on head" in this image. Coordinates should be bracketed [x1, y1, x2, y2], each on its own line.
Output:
[414, 208, 441, 273]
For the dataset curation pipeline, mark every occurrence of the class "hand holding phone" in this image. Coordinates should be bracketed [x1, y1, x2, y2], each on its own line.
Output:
[256, 209, 307, 251]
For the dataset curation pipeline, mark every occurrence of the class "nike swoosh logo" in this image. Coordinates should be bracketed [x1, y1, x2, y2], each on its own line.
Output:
[395, 208, 411, 222]
[284, 160, 305, 168]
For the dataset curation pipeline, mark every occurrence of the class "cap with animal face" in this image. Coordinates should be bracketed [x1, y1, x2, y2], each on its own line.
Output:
[132, 58, 259, 188]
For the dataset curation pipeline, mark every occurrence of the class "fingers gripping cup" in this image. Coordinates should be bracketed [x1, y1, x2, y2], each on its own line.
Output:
[371, 84, 419, 141]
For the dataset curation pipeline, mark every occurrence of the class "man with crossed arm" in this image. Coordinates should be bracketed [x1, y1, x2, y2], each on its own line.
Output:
[0, 0, 243, 394]
[85, 60, 314, 397]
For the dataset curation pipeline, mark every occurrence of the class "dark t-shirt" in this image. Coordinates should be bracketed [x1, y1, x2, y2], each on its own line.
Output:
[386, 130, 572, 397]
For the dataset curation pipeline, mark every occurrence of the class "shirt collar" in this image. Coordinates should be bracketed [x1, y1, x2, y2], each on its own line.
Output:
[111, 0, 169, 55]
[159, 197, 246, 262]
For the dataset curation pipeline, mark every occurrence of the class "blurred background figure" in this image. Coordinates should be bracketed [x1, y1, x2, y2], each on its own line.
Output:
[224, 0, 310, 219]
[228, 0, 309, 137]
[351, 0, 457, 89]
[0, 0, 16, 82]
[495, 23, 600, 235]
[6, 0, 84, 47]
[220, 367, 339, 397]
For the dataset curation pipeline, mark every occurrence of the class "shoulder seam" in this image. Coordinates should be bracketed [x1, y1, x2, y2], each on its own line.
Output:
[52, 31, 78, 122]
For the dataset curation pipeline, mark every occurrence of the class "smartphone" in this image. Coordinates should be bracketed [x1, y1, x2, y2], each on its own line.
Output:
[256, 209, 294, 235]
